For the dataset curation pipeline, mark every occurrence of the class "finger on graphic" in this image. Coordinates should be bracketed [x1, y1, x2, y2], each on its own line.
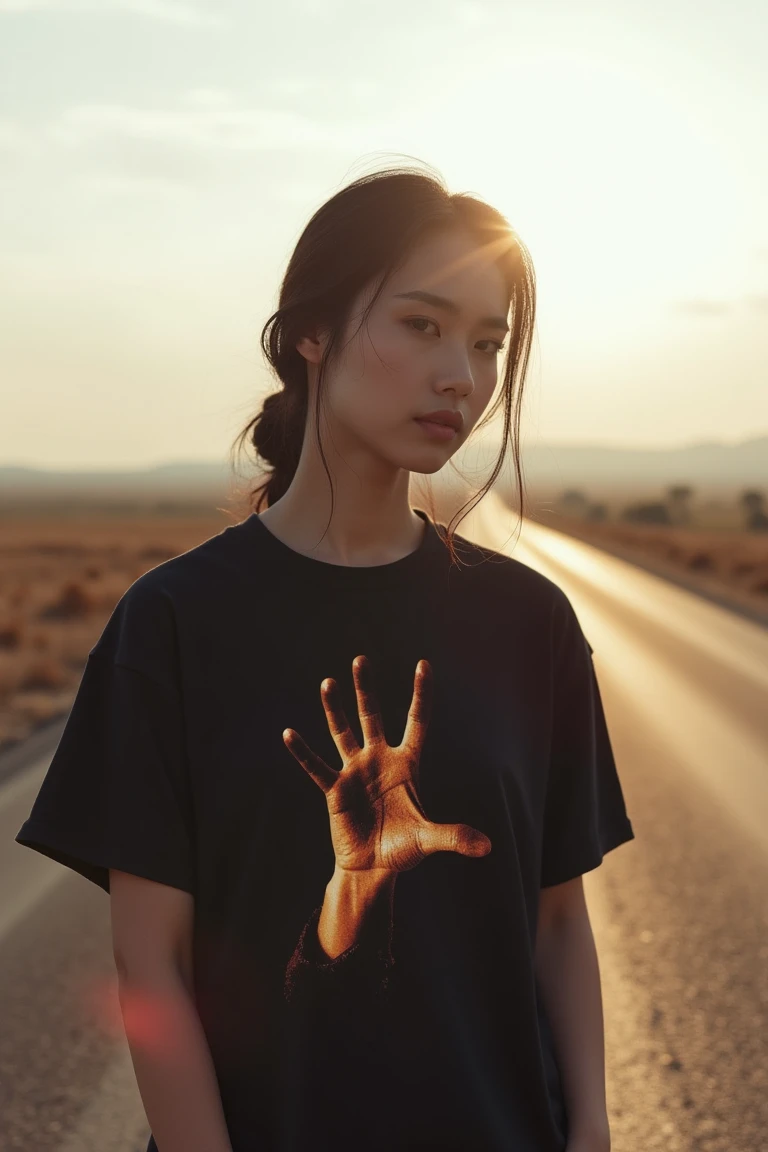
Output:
[351, 655, 385, 744]
[319, 676, 360, 761]
[282, 728, 339, 793]
[400, 659, 433, 754]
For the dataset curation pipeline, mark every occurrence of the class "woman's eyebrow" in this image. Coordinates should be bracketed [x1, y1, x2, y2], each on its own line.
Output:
[392, 289, 510, 333]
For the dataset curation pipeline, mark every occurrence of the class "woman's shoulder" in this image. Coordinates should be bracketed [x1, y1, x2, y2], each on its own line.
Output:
[135, 514, 259, 590]
[89, 515, 261, 666]
[447, 527, 571, 607]
[445, 528, 585, 658]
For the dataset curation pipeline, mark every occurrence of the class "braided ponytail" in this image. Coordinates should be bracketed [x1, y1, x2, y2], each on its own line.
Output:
[248, 384, 307, 509]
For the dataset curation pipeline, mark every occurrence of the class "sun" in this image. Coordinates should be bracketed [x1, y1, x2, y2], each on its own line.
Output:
[440, 50, 743, 339]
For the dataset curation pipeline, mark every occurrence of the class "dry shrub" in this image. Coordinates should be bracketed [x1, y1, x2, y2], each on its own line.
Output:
[64, 653, 88, 672]
[0, 709, 35, 750]
[687, 552, 714, 572]
[31, 543, 88, 556]
[87, 575, 131, 611]
[13, 688, 76, 724]
[137, 546, 176, 560]
[18, 657, 68, 691]
[0, 624, 23, 650]
[0, 662, 22, 700]
[38, 581, 94, 620]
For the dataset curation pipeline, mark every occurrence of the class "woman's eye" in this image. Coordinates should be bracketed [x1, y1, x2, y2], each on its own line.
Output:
[407, 318, 505, 357]
[407, 317, 438, 336]
[479, 340, 507, 356]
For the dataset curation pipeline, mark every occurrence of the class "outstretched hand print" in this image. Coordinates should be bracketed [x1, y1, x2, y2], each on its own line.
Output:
[284, 653, 492, 873]
[283, 654, 491, 981]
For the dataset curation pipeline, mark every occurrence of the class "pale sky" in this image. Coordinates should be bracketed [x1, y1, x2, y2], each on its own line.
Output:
[1, 0, 766, 469]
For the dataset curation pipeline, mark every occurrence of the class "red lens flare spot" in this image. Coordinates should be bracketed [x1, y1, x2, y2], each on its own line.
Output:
[80, 975, 186, 1059]
[118, 986, 186, 1060]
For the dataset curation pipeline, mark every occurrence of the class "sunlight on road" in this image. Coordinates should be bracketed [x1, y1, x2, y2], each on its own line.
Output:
[462, 493, 768, 855]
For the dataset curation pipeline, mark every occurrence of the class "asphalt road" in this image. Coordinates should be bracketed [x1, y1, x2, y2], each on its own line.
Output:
[2, 492, 767, 1151]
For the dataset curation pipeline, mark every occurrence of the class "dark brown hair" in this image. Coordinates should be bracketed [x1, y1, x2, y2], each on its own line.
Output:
[231, 159, 536, 565]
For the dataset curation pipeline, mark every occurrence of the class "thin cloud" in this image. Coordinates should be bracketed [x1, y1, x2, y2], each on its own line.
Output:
[672, 294, 768, 317]
[47, 95, 395, 156]
[49, 102, 351, 152]
[672, 299, 731, 316]
[0, 0, 224, 26]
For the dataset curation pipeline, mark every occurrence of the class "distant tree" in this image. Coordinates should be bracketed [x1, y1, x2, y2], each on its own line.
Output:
[586, 502, 608, 522]
[666, 484, 694, 526]
[559, 488, 589, 517]
[741, 490, 764, 513]
[622, 501, 671, 525]
[740, 488, 768, 532]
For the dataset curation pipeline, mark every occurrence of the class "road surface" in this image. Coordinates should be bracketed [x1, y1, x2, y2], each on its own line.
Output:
[2, 491, 767, 1151]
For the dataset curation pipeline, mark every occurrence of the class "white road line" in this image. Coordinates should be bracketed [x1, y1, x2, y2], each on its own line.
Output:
[0, 750, 68, 944]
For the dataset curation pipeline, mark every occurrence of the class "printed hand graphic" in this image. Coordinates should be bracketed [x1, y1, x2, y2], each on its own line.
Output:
[283, 654, 492, 874]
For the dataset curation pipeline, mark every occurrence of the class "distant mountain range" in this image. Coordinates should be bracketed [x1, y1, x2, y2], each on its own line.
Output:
[1, 435, 766, 496]
[514, 434, 768, 491]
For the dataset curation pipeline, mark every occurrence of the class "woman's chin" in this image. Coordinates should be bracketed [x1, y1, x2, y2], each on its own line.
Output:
[399, 451, 457, 476]
[376, 434, 461, 475]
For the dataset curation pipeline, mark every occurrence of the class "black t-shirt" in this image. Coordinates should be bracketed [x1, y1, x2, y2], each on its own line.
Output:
[16, 507, 635, 1152]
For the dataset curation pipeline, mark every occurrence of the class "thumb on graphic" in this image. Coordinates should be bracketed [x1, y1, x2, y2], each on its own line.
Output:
[421, 822, 492, 859]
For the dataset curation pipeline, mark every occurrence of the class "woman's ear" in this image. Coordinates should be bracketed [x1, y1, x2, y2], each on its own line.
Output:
[296, 327, 328, 364]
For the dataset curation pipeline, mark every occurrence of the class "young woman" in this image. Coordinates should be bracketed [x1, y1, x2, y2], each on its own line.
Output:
[16, 163, 634, 1152]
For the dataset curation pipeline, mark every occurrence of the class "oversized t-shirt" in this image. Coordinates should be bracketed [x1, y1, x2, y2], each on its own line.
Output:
[16, 506, 635, 1152]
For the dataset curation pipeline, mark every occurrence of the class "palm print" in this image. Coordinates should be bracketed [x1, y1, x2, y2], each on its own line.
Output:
[283, 654, 492, 967]
[284, 653, 492, 873]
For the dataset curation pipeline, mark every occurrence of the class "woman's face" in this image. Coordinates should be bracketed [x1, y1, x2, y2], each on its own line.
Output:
[298, 228, 510, 476]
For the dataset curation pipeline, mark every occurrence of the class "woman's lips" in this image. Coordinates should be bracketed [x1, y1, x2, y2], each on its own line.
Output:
[413, 417, 458, 441]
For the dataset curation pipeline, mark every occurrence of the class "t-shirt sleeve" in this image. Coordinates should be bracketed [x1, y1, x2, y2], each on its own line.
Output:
[540, 588, 635, 889]
[284, 900, 396, 1005]
[15, 576, 195, 896]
